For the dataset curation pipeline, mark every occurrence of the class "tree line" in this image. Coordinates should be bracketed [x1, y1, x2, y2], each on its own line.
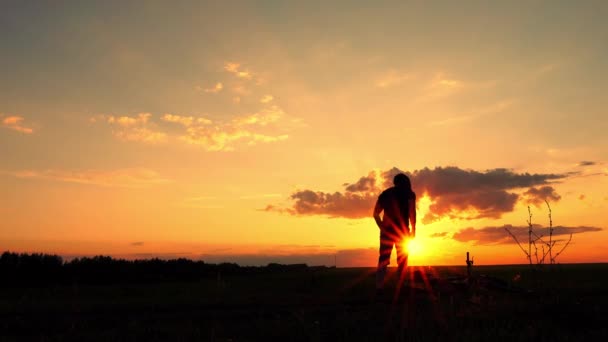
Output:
[0, 251, 321, 286]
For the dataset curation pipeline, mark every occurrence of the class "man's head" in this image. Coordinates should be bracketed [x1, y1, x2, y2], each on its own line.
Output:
[393, 173, 411, 189]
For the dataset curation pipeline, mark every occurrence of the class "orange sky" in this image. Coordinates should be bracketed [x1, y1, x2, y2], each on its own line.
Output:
[1, 1, 607, 266]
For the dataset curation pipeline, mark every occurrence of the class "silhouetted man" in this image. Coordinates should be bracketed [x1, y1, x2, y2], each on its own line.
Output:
[373, 173, 416, 292]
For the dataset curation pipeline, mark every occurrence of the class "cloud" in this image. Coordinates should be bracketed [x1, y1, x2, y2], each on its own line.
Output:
[95, 113, 167, 144]
[344, 172, 377, 193]
[11, 168, 171, 188]
[177, 106, 289, 151]
[1, 114, 34, 134]
[523, 186, 561, 206]
[417, 72, 496, 102]
[287, 190, 378, 219]
[260, 95, 274, 103]
[429, 100, 515, 127]
[161, 114, 212, 127]
[578, 161, 597, 167]
[240, 194, 282, 200]
[224, 62, 252, 79]
[430, 232, 449, 238]
[234, 105, 283, 126]
[422, 72, 464, 99]
[224, 62, 240, 73]
[202, 82, 223, 93]
[94, 106, 295, 151]
[113, 127, 168, 143]
[452, 224, 602, 245]
[131, 242, 144, 246]
[375, 70, 411, 88]
[266, 166, 568, 222]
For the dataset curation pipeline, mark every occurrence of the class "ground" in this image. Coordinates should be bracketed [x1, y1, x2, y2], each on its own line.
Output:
[1, 264, 607, 341]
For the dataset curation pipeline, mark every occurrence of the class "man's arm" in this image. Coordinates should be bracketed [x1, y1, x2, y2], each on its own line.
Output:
[409, 198, 416, 237]
[373, 198, 384, 229]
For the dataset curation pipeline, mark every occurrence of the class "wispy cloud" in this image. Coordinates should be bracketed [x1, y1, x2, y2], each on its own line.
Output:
[161, 114, 212, 126]
[425, 72, 464, 97]
[177, 196, 223, 209]
[198, 82, 223, 93]
[429, 100, 515, 127]
[374, 70, 411, 88]
[11, 168, 171, 188]
[224, 62, 252, 80]
[1, 114, 34, 134]
[93, 113, 168, 144]
[176, 105, 290, 151]
[452, 224, 602, 245]
[260, 95, 274, 103]
[234, 105, 283, 126]
[240, 193, 282, 200]
[528, 62, 560, 82]
[94, 107, 293, 151]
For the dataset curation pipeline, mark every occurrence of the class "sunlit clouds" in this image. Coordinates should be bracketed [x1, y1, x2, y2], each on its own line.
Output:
[201, 82, 223, 93]
[523, 186, 561, 206]
[224, 62, 252, 80]
[1, 114, 34, 134]
[428, 99, 516, 127]
[451, 225, 602, 245]
[260, 95, 274, 103]
[93, 105, 293, 151]
[11, 168, 171, 188]
[266, 167, 569, 222]
[161, 114, 212, 126]
[91, 113, 168, 144]
[374, 70, 411, 88]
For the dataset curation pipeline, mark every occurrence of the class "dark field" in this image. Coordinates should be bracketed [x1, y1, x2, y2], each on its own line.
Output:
[1, 264, 607, 341]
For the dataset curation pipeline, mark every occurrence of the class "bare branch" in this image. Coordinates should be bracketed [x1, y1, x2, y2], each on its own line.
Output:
[545, 200, 554, 263]
[541, 245, 547, 264]
[532, 240, 539, 264]
[531, 231, 550, 247]
[505, 227, 530, 257]
[527, 206, 533, 265]
[553, 233, 573, 261]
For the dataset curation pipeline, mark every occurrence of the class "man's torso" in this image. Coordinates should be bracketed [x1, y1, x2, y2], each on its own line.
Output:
[379, 187, 415, 235]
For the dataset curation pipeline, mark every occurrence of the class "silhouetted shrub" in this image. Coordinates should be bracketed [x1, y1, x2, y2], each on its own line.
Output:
[0, 251, 322, 287]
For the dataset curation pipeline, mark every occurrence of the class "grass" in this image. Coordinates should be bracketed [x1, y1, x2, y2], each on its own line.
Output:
[1, 264, 607, 341]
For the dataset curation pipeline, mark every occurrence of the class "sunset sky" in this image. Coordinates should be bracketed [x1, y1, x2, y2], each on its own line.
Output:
[1, 1, 607, 266]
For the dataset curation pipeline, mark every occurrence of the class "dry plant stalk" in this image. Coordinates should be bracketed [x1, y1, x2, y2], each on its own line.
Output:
[505, 201, 572, 266]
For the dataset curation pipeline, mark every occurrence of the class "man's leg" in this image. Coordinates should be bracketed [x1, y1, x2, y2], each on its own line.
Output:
[396, 238, 409, 282]
[376, 232, 393, 290]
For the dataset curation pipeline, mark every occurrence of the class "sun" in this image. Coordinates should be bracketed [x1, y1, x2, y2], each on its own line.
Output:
[404, 238, 423, 255]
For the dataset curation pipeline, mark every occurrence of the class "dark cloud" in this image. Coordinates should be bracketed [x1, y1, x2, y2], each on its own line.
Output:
[452, 224, 602, 245]
[430, 232, 449, 238]
[579, 161, 596, 166]
[130, 241, 144, 246]
[344, 172, 376, 193]
[578, 194, 586, 201]
[523, 186, 561, 206]
[382, 167, 565, 193]
[424, 189, 519, 222]
[267, 166, 567, 222]
[288, 190, 377, 219]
